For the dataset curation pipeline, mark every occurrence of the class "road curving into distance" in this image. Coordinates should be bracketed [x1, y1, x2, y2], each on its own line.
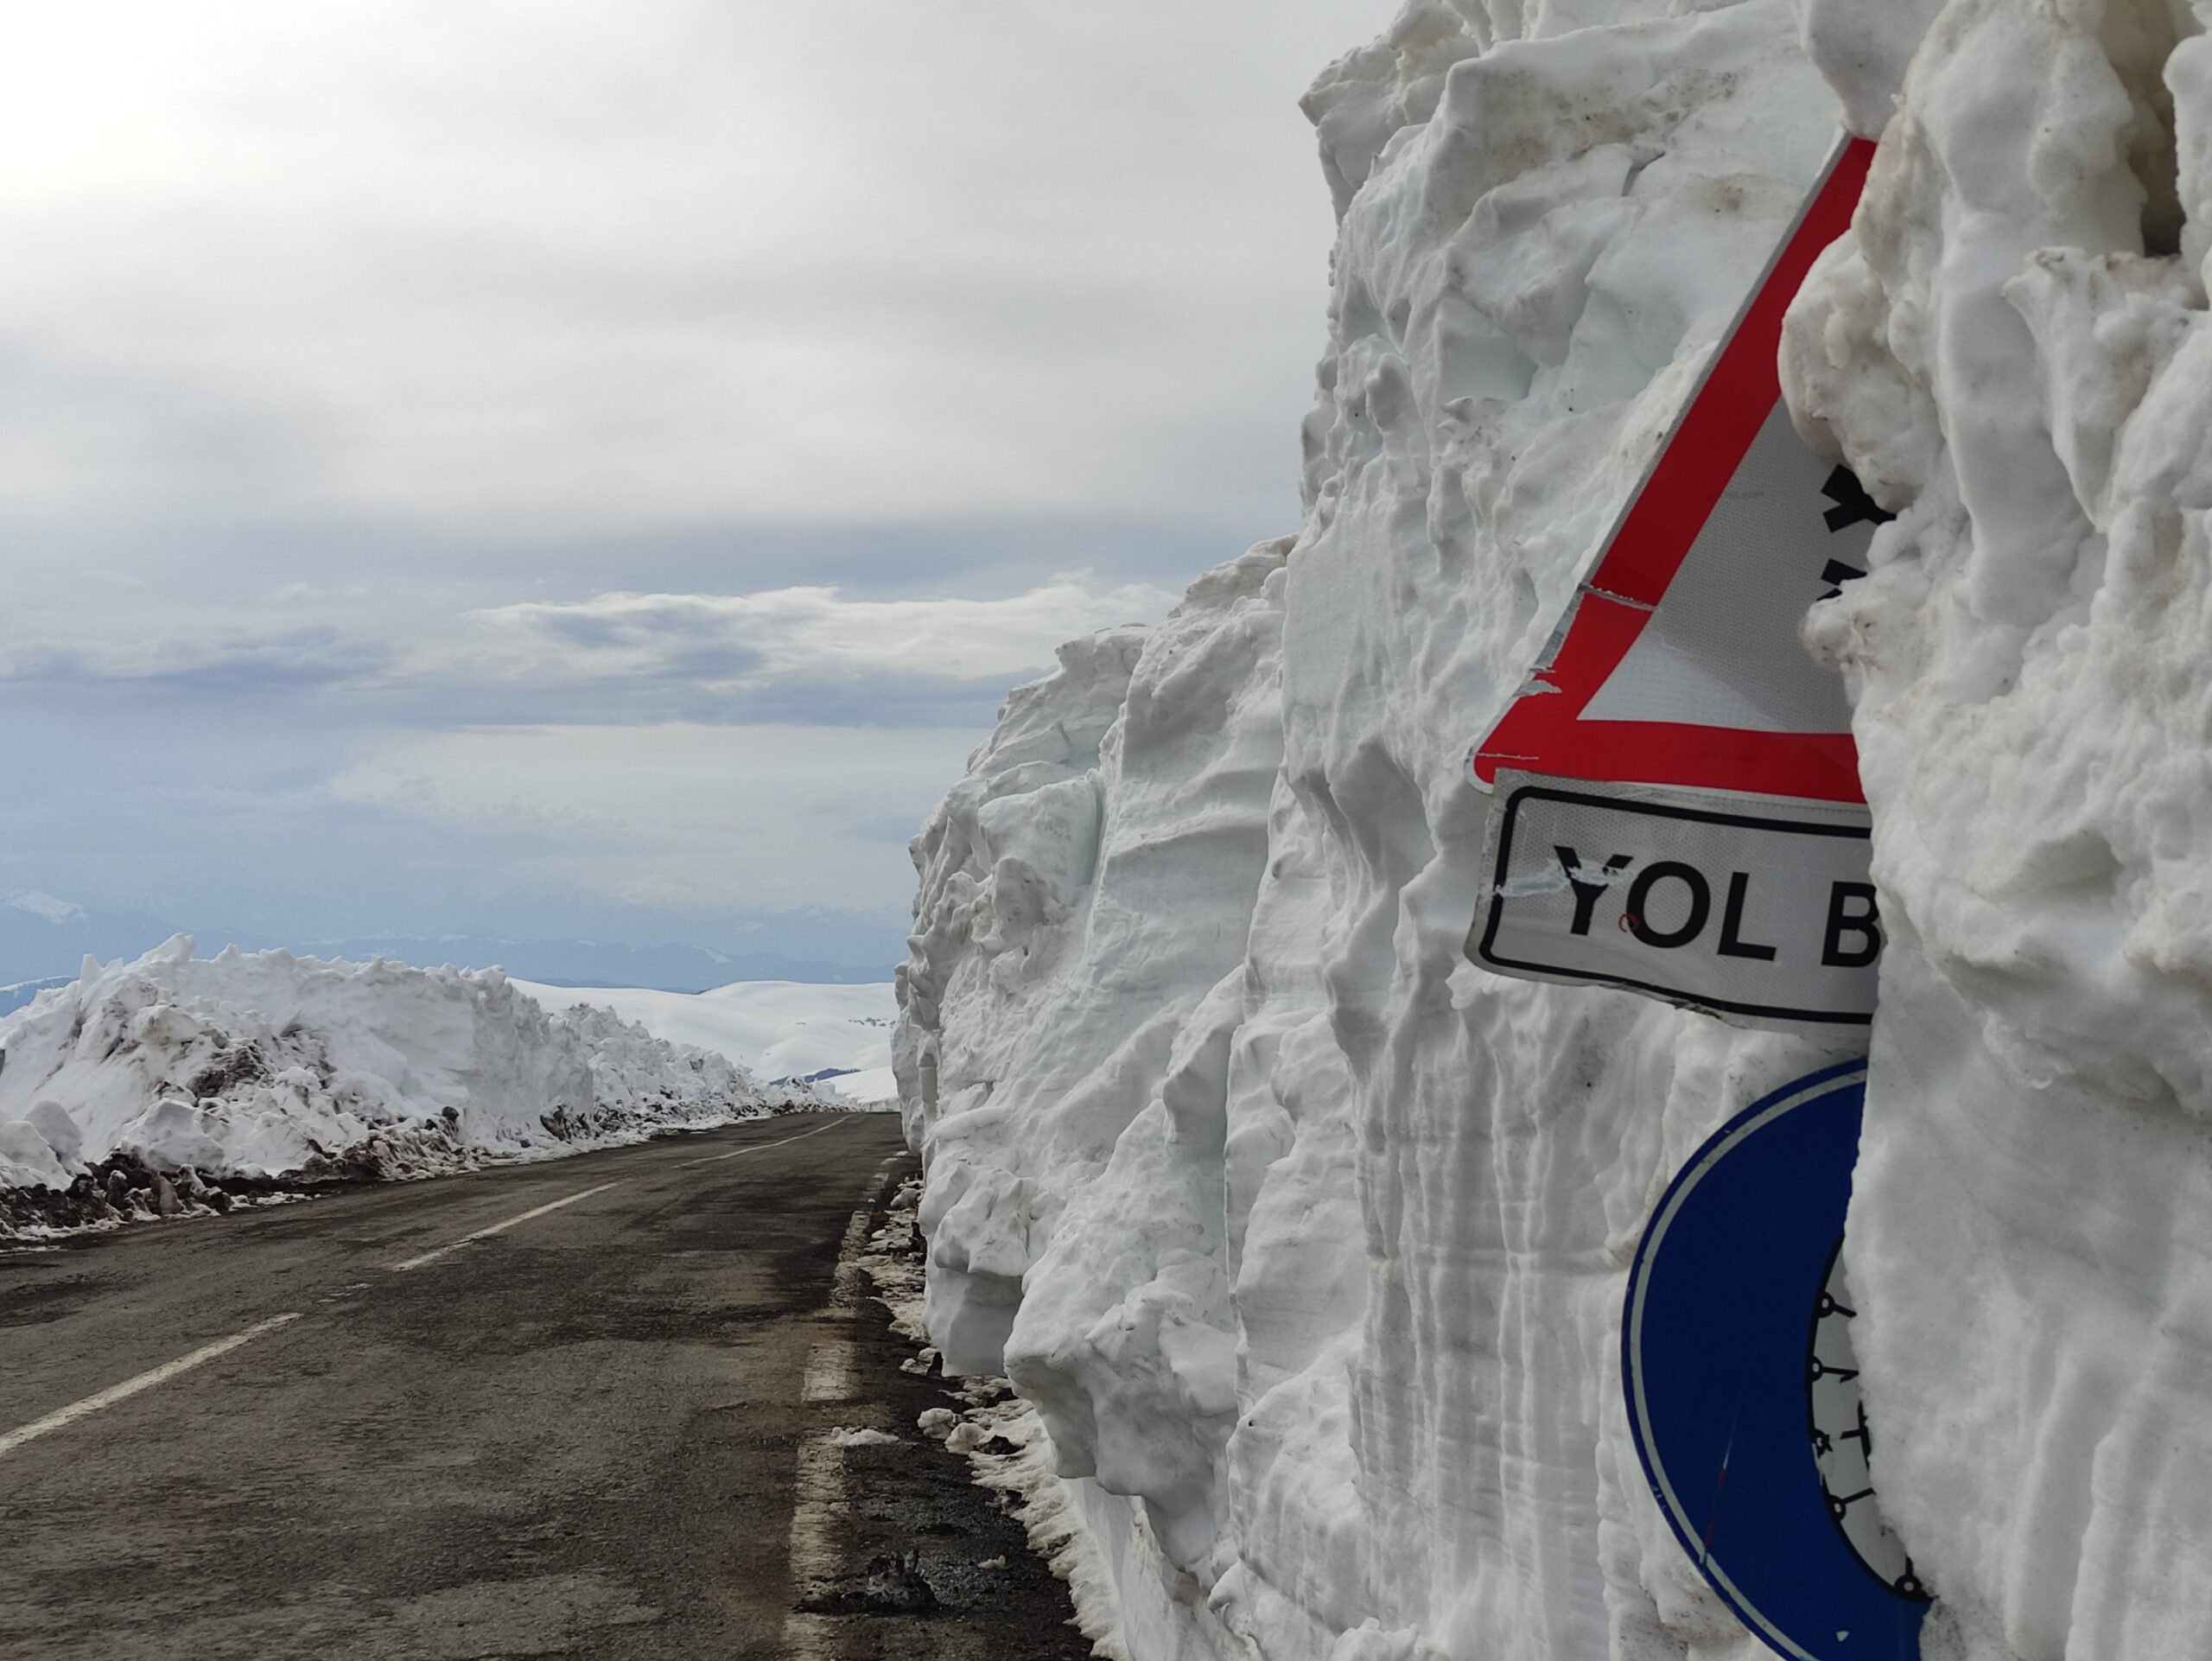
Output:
[0, 1112, 1084, 1661]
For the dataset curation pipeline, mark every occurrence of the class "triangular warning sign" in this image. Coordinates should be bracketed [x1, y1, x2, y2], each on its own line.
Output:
[1470, 136, 1880, 806]
[1464, 135, 1887, 1031]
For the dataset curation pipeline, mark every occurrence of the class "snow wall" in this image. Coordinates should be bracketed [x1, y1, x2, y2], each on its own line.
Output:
[0, 937, 776, 1195]
[897, 2, 2212, 1658]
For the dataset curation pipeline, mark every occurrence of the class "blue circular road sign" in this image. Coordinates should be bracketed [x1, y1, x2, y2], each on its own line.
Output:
[1623, 1059, 1929, 1659]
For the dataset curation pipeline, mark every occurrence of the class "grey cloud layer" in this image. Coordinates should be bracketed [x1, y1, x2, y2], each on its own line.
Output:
[0, 574, 1176, 729]
[467, 581, 1177, 682]
[0, 0, 1371, 932]
[0, 0, 1370, 535]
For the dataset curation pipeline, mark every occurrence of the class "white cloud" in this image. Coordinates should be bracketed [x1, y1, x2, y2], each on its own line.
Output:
[0, 0, 1376, 534]
[328, 722, 981, 909]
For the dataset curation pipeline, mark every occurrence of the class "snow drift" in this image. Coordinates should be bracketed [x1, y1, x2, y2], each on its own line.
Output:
[898, 2, 2212, 1658]
[0, 936, 778, 1207]
[1784, 3, 2212, 1656]
[518, 977, 899, 1104]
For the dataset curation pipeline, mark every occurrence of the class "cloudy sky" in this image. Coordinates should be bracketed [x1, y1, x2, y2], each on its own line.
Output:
[0, 0, 1377, 959]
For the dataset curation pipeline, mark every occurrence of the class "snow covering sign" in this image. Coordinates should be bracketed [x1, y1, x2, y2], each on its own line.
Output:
[1467, 137, 1885, 1029]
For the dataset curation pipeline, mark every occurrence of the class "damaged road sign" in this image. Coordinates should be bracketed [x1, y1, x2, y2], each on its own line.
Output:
[1466, 136, 1887, 1029]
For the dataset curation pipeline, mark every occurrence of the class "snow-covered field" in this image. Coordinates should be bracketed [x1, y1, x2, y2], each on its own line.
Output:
[896, 3, 2212, 1659]
[0, 938, 829, 1220]
[517, 979, 899, 1104]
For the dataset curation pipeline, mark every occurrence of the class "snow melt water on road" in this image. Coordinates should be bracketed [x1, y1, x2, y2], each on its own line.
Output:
[895, 3, 2212, 1659]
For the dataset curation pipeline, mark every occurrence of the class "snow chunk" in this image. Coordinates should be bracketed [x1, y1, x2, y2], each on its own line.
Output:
[0, 1120, 70, 1191]
[830, 1426, 903, 1448]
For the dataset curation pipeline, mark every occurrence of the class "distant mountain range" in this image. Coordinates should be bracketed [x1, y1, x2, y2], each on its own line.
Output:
[295, 937, 891, 991]
[0, 891, 907, 997]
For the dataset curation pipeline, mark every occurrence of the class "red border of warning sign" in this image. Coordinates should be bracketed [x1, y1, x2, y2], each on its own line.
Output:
[1470, 136, 1877, 806]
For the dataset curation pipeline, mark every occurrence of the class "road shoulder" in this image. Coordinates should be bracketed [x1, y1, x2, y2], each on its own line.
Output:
[779, 1152, 1098, 1661]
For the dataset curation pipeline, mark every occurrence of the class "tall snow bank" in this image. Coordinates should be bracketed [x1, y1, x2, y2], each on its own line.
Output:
[1782, 2, 2212, 1655]
[0, 936, 771, 1197]
[904, 5, 1861, 1653]
[898, 563, 1285, 1388]
[895, 0, 2212, 1658]
[910, 2, 2212, 1657]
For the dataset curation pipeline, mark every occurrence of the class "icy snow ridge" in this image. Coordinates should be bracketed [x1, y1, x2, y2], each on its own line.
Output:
[0, 936, 782, 1202]
[901, 2, 2212, 1658]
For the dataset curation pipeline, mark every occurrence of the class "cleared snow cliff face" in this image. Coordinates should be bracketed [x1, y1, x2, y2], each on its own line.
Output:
[0, 938, 770, 1197]
[901, 3, 2212, 1658]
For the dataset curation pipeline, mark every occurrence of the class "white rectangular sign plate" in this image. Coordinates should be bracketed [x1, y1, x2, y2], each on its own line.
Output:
[1471, 773, 1878, 1029]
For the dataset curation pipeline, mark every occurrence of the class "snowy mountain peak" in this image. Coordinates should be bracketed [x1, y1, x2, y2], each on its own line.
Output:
[8, 891, 86, 925]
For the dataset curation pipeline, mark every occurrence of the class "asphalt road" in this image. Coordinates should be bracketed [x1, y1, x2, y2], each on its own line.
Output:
[0, 1113, 1086, 1661]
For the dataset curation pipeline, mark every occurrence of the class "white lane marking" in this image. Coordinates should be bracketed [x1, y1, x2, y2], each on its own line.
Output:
[781, 1430, 850, 1658]
[389, 1181, 622, 1272]
[675, 1113, 849, 1170]
[0, 1313, 302, 1461]
[780, 1159, 907, 1655]
[832, 1208, 873, 1307]
[800, 1335, 858, 1404]
[386, 1114, 856, 1270]
[838, 1208, 873, 1255]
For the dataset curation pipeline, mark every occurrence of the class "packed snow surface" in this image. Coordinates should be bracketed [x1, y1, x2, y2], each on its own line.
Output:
[0, 937, 779, 1198]
[897, 2, 2212, 1658]
[515, 979, 898, 1104]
